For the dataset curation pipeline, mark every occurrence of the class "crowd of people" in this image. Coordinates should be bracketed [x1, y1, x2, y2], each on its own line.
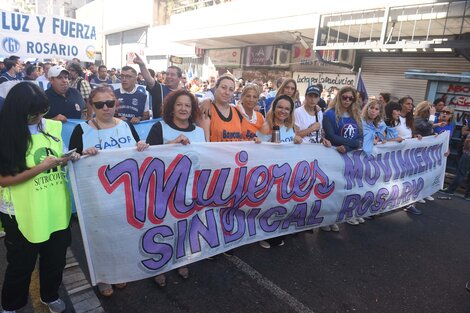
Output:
[0, 54, 469, 312]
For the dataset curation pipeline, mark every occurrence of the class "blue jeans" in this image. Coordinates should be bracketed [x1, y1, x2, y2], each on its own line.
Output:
[448, 154, 470, 196]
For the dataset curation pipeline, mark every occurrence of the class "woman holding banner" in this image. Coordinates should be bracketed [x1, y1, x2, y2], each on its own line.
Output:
[69, 85, 149, 297]
[395, 96, 424, 214]
[322, 86, 363, 230]
[0, 82, 79, 313]
[146, 89, 205, 287]
[255, 95, 301, 248]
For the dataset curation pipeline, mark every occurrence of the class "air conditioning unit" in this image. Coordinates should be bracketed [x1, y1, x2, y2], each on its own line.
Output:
[337, 50, 356, 66]
[274, 48, 291, 67]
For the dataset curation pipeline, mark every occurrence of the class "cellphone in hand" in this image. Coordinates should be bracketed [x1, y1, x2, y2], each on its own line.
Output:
[62, 148, 77, 158]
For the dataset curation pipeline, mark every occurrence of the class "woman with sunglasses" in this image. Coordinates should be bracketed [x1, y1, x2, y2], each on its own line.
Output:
[322, 86, 363, 231]
[69, 85, 148, 297]
[433, 106, 454, 136]
[146, 89, 205, 287]
[0, 82, 79, 313]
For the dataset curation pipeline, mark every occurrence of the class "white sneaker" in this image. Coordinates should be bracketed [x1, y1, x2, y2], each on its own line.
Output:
[425, 196, 434, 201]
[40, 298, 66, 313]
[0, 231, 5, 238]
[358, 217, 365, 224]
[320, 226, 331, 232]
[259, 240, 271, 249]
[347, 219, 359, 225]
[330, 224, 340, 232]
[417, 199, 426, 204]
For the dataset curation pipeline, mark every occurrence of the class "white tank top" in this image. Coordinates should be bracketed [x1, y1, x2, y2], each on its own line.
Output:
[81, 120, 137, 150]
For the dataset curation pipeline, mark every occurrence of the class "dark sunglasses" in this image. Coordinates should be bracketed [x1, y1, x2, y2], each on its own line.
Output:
[341, 95, 355, 102]
[93, 100, 116, 109]
[441, 110, 452, 115]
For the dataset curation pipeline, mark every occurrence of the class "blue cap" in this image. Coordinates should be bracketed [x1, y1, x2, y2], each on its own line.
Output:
[305, 85, 321, 96]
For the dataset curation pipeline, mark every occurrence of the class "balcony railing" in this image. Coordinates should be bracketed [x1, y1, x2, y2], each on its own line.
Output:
[170, 0, 232, 15]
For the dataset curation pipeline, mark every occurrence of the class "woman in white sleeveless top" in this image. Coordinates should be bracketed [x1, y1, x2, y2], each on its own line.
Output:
[69, 85, 149, 297]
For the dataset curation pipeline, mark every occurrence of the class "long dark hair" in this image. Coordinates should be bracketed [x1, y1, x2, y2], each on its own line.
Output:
[0, 82, 49, 176]
[385, 101, 401, 127]
[398, 96, 414, 129]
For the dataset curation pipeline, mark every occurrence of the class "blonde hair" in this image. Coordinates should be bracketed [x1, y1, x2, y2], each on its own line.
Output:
[414, 101, 432, 118]
[275, 78, 297, 99]
[328, 86, 363, 133]
[438, 106, 454, 123]
[241, 84, 260, 99]
[362, 99, 384, 127]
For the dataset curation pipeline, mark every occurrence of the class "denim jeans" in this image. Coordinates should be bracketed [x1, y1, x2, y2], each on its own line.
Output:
[448, 154, 470, 196]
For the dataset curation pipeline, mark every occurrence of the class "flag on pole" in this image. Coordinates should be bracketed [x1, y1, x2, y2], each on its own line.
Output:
[355, 69, 368, 105]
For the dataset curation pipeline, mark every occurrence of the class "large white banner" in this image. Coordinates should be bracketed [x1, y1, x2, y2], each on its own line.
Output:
[0, 10, 97, 61]
[70, 133, 448, 285]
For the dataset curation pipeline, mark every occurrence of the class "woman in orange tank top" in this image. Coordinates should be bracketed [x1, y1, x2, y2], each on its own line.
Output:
[238, 84, 264, 141]
[200, 74, 244, 142]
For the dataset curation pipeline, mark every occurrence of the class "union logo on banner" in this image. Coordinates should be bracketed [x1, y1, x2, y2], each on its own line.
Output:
[2, 37, 20, 54]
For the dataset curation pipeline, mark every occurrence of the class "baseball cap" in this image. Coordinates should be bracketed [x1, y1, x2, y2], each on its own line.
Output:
[305, 85, 321, 96]
[48, 65, 69, 78]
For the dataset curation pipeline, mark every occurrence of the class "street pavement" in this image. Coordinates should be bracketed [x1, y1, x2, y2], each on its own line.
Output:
[2, 195, 470, 313]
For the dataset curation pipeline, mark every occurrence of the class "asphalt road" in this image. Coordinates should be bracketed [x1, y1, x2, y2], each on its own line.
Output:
[2, 195, 470, 313]
[72, 195, 470, 313]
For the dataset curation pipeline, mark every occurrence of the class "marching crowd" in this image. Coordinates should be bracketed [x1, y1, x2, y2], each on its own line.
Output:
[0, 54, 469, 313]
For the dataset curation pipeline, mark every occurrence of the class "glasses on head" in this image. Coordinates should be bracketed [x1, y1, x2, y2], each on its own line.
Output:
[93, 100, 116, 109]
[441, 110, 452, 115]
[341, 95, 355, 102]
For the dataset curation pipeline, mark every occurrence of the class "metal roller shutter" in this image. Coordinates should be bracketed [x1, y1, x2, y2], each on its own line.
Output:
[361, 55, 470, 102]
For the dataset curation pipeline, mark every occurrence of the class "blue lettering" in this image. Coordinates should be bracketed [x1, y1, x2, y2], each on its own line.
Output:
[60, 19, 68, 36]
[21, 14, 29, 32]
[76, 23, 84, 39]
[52, 18, 60, 34]
[26, 41, 33, 53]
[90, 26, 96, 40]
[36, 16, 46, 33]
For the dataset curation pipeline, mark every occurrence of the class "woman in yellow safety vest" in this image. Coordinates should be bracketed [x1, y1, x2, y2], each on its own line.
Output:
[0, 82, 79, 313]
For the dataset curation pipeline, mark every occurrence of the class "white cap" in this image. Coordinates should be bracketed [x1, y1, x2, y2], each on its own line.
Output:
[48, 65, 69, 78]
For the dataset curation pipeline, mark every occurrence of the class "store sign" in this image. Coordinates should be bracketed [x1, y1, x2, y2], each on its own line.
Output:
[170, 55, 183, 64]
[294, 71, 356, 96]
[208, 48, 241, 66]
[245, 46, 274, 66]
[435, 82, 470, 113]
[0, 9, 97, 61]
[291, 44, 315, 66]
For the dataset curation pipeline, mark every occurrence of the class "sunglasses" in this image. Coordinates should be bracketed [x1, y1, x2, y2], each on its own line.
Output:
[93, 100, 115, 109]
[441, 110, 452, 115]
[341, 95, 355, 102]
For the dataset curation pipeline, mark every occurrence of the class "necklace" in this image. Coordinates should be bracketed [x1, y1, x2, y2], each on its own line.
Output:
[91, 118, 119, 150]
[92, 118, 117, 130]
